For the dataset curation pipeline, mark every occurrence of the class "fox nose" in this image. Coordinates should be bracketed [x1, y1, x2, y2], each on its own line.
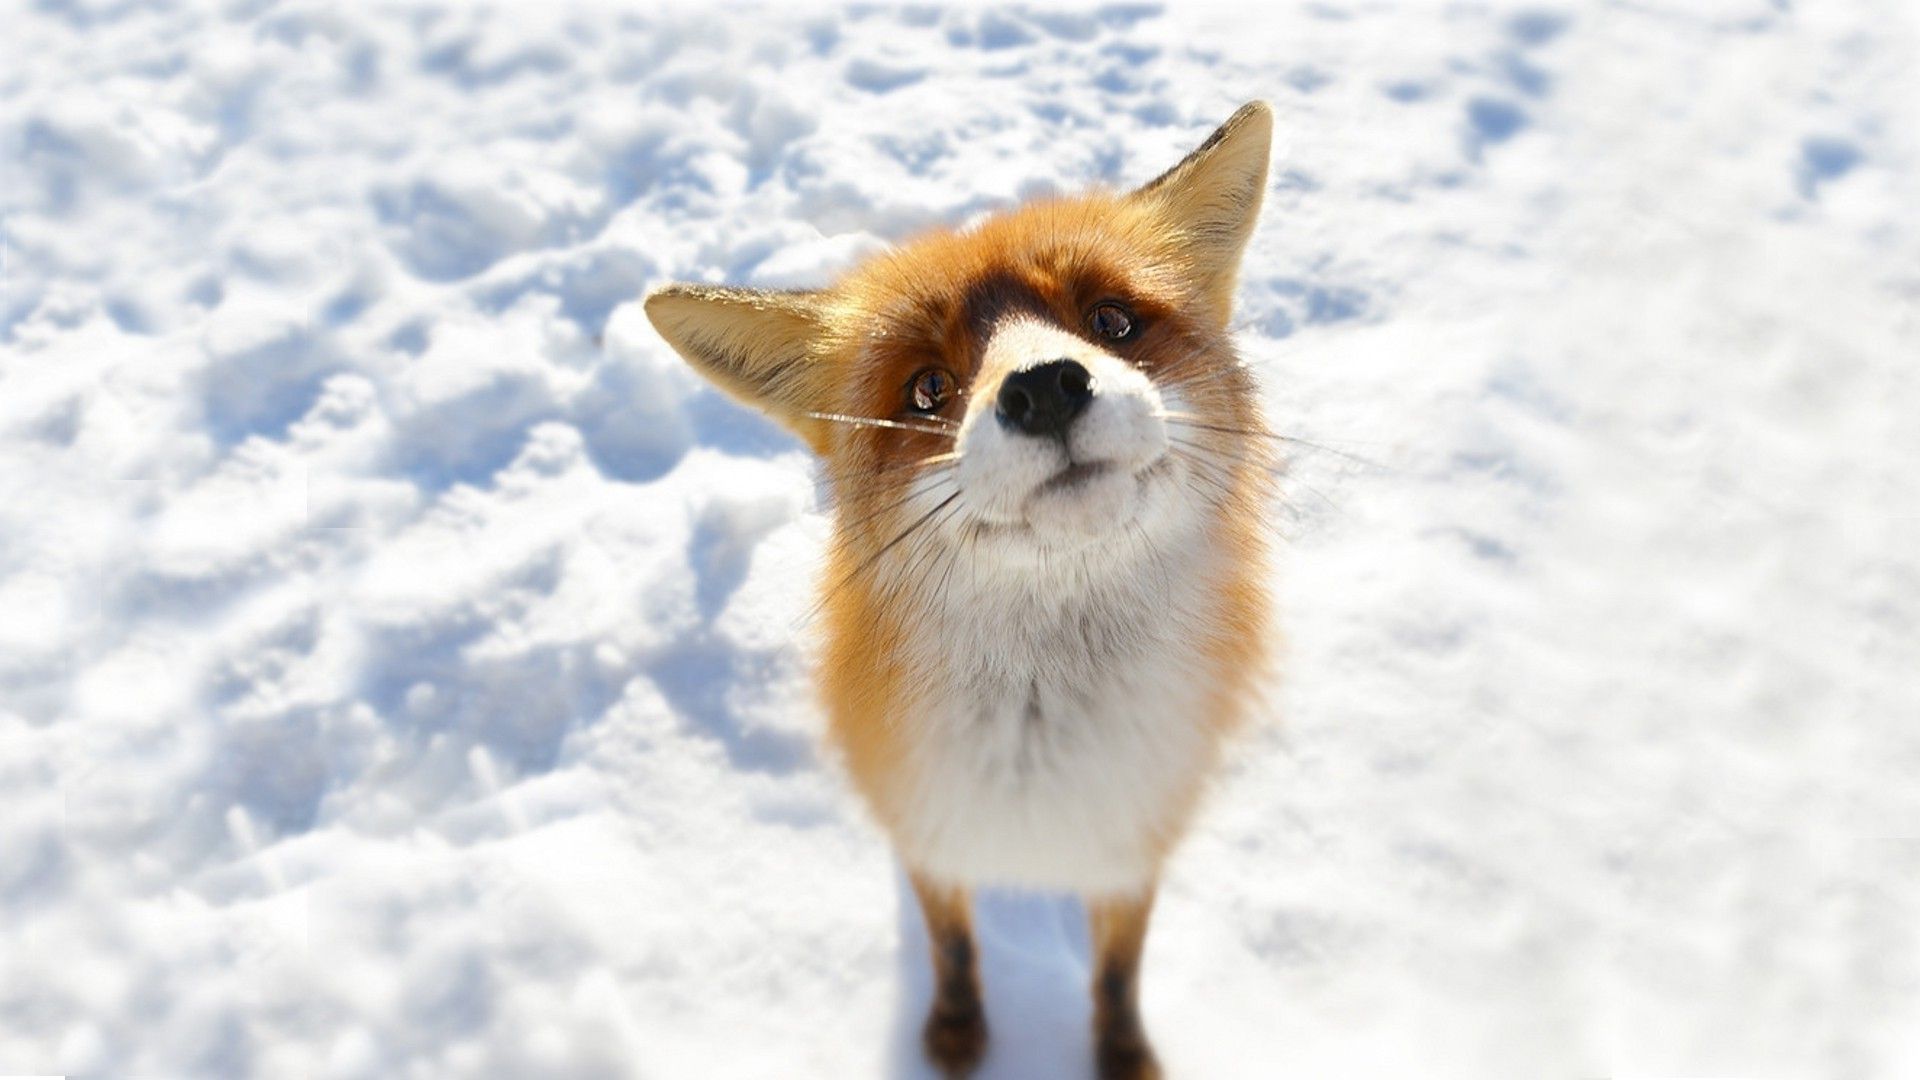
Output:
[996, 359, 1093, 439]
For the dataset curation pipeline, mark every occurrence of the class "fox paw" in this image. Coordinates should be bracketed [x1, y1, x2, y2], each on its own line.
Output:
[1096, 1033, 1162, 1080]
[923, 1000, 988, 1077]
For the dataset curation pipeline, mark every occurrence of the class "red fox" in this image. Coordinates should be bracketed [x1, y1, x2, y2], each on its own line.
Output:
[646, 101, 1274, 1080]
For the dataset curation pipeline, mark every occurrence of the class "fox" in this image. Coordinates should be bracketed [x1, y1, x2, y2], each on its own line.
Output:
[645, 101, 1275, 1080]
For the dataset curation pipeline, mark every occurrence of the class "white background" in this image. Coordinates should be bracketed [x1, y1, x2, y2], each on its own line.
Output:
[4, 1, 1918, 1077]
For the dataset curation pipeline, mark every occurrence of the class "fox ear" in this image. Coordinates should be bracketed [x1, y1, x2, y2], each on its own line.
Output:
[645, 284, 835, 453]
[1130, 101, 1273, 320]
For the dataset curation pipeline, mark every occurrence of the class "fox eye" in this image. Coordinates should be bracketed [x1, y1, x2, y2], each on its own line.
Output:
[1088, 301, 1136, 341]
[907, 367, 955, 413]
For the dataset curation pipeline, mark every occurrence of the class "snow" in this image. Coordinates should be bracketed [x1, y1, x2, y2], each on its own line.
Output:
[3, 1, 1918, 1077]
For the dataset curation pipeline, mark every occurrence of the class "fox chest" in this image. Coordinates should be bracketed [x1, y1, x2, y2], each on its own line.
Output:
[886, 619, 1219, 895]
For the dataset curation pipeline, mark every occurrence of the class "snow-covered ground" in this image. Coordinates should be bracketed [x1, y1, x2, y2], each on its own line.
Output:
[4, 1, 1919, 1077]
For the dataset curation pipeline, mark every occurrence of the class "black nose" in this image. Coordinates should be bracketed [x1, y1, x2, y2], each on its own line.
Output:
[996, 359, 1093, 439]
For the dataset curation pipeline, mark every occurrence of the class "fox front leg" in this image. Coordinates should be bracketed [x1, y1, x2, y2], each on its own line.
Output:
[911, 871, 988, 1076]
[1089, 887, 1161, 1080]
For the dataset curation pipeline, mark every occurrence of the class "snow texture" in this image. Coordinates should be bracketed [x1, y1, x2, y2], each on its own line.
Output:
[4, 1, 1919, 1077]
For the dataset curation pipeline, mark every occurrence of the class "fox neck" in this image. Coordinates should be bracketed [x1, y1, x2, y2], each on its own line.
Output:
[867, 509, 1225, 703]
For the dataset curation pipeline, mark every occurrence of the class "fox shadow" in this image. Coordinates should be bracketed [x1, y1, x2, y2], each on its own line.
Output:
[888, 869, 1098, 1079]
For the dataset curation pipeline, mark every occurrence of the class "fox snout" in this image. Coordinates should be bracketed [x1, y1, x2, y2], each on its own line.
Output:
[945, 312, 1173, 540]
[996, 359, 1094, 440]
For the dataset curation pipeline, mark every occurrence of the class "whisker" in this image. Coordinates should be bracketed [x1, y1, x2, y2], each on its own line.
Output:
[802, 487, 961, 626]
[830, 451, 963, 483]
[1155, 360, 1257, 394]
[1168, 440, 1247, 502]
[931, 519, 966, 605]
[878, 498, 966, 613]
[834, 489, 963, 591]
[1169, 447, 1292, 546]
[1160, 414, 1387, 470]
[817, 453, 961, 517]
[1159, 408, 1376, 445]
[832, 475, 957, 537]
[806, 411, 957, 437]
[1171, 437, 1327, 530]
[1169, 440, 1238, 489]
[1168, 434, 1286, 480]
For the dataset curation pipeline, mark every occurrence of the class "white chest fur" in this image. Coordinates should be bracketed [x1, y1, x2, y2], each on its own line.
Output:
[886, 536, 1224, 896]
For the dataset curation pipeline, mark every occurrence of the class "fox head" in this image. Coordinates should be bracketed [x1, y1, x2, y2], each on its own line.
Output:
[647, 102, 1273, 594]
